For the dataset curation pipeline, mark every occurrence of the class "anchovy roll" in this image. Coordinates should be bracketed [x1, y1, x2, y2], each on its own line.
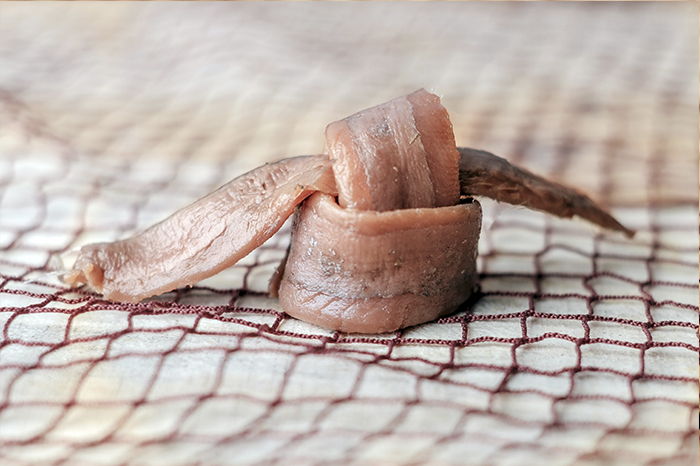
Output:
[276, 193, 481, 333]
[64, 89, 632, 333]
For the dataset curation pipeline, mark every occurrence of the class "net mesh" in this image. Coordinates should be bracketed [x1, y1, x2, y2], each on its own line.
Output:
[0, 3, 697, 465]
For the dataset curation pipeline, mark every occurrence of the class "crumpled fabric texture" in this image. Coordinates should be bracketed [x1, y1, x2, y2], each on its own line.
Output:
[0, 3, 697, 466]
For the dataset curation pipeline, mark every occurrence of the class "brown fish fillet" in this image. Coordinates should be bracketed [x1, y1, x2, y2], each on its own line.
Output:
[276, 89, 471, 332]
[325, 88, 460, 211]
[63, 89, 634, 335]
[458, 147, 634, 237]
[277, 193, 481, 333]
[64, 155, 337, 303]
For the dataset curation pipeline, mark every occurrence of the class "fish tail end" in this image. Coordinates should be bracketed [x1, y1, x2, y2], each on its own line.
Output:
[62, 262, 105, 293]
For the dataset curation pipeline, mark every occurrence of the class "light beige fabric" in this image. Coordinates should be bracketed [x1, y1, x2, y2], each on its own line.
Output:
[0, 3, 697, 465]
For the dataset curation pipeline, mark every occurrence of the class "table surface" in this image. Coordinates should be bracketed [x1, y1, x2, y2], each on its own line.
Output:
[0, 3, 697, 465]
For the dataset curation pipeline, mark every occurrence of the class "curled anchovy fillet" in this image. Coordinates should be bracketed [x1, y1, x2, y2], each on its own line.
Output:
[276, 193, 481, 333]
[64, 89, 633, 332]
[326, 89, 460, 211]
[276, 89, 476, 332]
[64, 155, 336, 303]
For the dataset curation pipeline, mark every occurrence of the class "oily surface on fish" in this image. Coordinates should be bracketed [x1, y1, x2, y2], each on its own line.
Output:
[278, 193, 481, 333]
[64, 155, 336, 302]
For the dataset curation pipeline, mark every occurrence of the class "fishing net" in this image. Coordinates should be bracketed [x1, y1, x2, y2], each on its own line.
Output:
[0, 3, 697, 465]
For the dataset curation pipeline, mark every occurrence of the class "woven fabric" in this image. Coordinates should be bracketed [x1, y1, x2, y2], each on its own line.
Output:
[0, 3, 697, 465]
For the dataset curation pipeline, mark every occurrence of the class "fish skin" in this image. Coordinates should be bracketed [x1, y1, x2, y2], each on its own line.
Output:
[458, 147, 635, 237]
[64, 155, 337, 303]
[278, 193, 481, 333]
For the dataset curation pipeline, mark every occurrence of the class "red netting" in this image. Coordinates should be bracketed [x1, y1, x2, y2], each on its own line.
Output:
[0, 3, 697, 465]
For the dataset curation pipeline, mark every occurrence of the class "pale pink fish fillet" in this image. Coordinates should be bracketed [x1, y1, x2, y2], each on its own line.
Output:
[407, 90, 461, 207]
[458, 147, 634, 237]
[276, 89, 473, 332]
[325, 88, 460, 211]
[276, 90, 471, 332]
[277, 193, 481, 333]
[64, 155, 337, 303]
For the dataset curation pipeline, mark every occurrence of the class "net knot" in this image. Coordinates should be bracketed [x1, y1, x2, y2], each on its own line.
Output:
[330, 397, 352, 405]
[269, 399, 282, 408]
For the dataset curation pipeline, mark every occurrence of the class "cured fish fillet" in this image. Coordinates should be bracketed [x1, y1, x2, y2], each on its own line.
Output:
[325, 89, 459, 211]
[64, 89, 633, 333]
[277, 193, 481, 333]
[64, 155, 336, 303]
[278, 90, 475, 332]
[457, 147, 634, 237]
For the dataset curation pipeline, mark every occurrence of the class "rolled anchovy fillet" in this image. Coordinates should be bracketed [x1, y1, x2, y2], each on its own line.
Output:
[63, 89, 633, 336]
[275, 89, 472, 333]
[325, 88, 460, 211]
[277, 193, 481, 333]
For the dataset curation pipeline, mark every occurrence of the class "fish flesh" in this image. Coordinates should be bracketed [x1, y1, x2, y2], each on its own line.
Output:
[276, 193, 481, 333]
[278, 90, 476, 332]
[325, 89, 459, 211]
[64, 89, 633, 333]
[64, 155, 336, 303]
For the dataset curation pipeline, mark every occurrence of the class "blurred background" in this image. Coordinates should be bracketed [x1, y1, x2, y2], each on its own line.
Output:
[0, 3, 697, 466]
[0, 2, 696, 211]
